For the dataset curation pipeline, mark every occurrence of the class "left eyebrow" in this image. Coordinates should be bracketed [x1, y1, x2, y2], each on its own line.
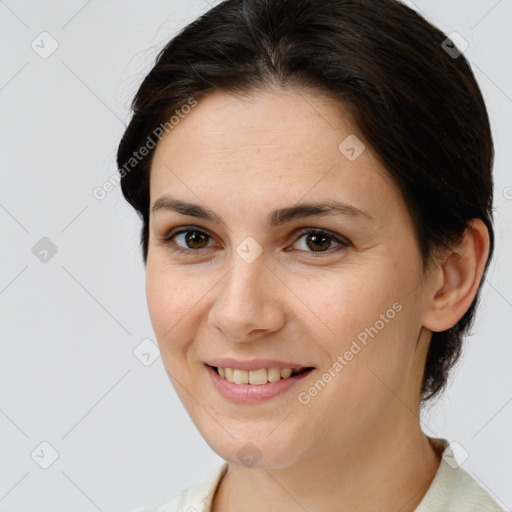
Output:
[268, 200, 375, 225]
[151, 195, 375, 226]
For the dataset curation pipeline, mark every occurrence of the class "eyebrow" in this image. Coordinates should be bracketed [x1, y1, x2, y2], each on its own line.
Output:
[151, 195, 375, 226]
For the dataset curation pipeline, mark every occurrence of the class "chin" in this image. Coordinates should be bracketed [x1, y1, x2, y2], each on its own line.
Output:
[198, 424, 306, 469]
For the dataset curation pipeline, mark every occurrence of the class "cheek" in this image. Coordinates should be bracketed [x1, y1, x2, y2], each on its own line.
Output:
[300, 262, 419, 385]
[294, 264, 403, 344]
[145, 262, 202, 355]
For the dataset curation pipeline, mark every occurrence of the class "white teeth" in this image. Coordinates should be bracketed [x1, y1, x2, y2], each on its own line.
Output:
[215, 366, 304, 385]
[280, 368, 292, 378]
[233, 369, 249, 384]
[225, 367, 234, 383]
[267, 368, 281, 382]
[249, 368, 268, 385]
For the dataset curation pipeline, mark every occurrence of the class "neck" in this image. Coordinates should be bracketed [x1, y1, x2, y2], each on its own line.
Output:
[212, 416, 441, 512]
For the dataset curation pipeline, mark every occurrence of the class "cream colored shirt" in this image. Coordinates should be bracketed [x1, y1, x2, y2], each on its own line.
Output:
[137, 438, 504, 512]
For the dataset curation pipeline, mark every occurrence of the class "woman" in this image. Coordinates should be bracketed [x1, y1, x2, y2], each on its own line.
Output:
[118, 0, 503, 510]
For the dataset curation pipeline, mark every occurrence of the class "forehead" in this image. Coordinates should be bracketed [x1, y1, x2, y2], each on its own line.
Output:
[154, 87, 356, 159]
[149, 88, 402, 220]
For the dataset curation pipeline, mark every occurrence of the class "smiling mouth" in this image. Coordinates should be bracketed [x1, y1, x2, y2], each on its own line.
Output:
[207, 364, 314, 385]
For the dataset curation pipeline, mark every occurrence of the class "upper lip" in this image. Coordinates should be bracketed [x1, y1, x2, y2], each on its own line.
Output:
[204, 358, 315, 371]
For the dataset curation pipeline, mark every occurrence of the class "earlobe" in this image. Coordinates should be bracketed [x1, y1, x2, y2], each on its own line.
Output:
[422, 219, 490, 333]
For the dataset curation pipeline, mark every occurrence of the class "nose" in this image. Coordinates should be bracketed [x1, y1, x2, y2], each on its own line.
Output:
[208, 256, 286, 343]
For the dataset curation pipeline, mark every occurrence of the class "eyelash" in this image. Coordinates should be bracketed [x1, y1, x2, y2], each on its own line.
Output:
[160, 226, 350, 258]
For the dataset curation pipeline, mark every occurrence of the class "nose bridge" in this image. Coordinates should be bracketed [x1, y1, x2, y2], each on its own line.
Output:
[223, 230, 269, 298]
[208, 250, 283, 341]
[220, 251, 269, 312]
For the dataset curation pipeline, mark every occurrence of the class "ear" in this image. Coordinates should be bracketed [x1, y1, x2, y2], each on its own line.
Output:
[422, 218, 491, 332]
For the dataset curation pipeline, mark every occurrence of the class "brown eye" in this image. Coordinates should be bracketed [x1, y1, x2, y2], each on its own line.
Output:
[304, 232, 332, 251]
[183, 230, 210, 249]
[292, 228, 349, 255]
[163, 227, 216, 254]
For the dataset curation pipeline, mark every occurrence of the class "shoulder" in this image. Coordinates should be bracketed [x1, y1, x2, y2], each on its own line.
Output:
[132, 462, 228, 512]
[415, 439, 504, 512]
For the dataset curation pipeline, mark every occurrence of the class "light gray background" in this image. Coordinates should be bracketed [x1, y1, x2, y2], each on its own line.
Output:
[0, 1, 511, 511]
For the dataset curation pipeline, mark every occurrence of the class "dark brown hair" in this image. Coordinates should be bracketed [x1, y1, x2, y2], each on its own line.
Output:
[117, 0, 495, 403]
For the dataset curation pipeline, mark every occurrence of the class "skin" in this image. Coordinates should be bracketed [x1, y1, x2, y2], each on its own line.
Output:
[145, 86, 490, 512]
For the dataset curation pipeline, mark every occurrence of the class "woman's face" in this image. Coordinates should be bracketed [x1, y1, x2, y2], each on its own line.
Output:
[146, 87, 434, 468]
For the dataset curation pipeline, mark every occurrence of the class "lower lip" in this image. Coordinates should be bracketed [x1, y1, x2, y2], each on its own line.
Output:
[205, 364, 314, 404]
